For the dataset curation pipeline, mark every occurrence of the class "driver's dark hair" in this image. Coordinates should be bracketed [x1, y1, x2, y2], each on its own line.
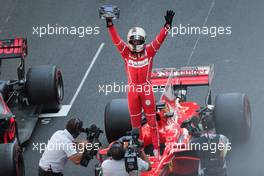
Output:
[109, 142, 125, 160]
[65, 118, 83, 138]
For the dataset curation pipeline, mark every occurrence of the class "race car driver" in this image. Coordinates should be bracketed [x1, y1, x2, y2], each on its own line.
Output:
[106, 10, 175, 157]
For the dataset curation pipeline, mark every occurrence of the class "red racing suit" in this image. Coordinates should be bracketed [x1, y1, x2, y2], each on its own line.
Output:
[108, 25, 169, 150]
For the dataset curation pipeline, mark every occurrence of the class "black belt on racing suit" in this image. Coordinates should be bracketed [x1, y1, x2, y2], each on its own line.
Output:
[38, 167, 63, 176]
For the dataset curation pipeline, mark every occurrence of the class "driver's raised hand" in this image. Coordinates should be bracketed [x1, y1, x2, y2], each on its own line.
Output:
[164, 10, 175, 28]
[106, 18, 113, 28]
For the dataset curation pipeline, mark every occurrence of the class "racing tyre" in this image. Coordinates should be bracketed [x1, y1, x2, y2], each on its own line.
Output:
[105, 99, 131, 143]
[0, 140, 25, 176]
[214, 93, 251, 141]
[26, 65, 64, 112]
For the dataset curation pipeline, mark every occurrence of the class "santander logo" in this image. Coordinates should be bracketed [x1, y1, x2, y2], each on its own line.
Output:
[0, 38, 23, 55]
[128, 58, 149, 68]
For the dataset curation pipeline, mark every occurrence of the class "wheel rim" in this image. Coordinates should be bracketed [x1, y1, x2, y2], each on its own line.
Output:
[244, 98, 251, 130]
[56, 72, 64, 101]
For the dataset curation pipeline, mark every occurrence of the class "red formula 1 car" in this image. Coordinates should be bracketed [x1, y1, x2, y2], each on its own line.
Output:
[99, 65, 251, 176]
[0, 38, 64, 176]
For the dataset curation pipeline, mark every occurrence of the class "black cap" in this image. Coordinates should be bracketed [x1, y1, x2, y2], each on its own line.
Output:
[109, 142, 125, 160]
[66, 118, 83, 138]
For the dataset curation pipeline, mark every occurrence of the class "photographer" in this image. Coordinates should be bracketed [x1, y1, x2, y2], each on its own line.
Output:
[38, 118, 87, 176]
[181, 107, 229, 176]
[102, 131, 151, 176]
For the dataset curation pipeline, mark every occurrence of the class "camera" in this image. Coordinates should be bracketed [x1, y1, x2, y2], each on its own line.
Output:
[80, 124, 103, 167]
[124, 147, 138, 172]
[118, 128, 143, 172]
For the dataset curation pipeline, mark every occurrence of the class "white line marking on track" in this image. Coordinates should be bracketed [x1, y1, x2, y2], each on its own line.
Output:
[70, 42, 105, 106]
[41, 118, 51, 124]
[39, 105, 72, 118]
[5, 15, 11, 23]
[39, 43, 105, 118]
[186, 0, 215, 66]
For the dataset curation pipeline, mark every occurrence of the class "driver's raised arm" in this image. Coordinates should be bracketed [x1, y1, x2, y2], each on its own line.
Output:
[149, 10, 175, 54]
[149, 27, 170, 54]
[106, 18, 128, 57]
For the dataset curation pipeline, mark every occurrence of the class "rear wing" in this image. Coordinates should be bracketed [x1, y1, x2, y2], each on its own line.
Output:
[151, 65, 214, 87]
[0, 38, 27, 59]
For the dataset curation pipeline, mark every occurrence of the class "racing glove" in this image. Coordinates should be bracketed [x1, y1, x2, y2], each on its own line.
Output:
[106, 18, 113, 28]
[164, 10, 175, 28]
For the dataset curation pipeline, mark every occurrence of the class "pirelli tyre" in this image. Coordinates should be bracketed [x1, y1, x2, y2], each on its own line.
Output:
[214, 93, 252, 141]
[104, 99, 131, 143]
[26, 65, 64, 112]
[0, 139, 25, 176]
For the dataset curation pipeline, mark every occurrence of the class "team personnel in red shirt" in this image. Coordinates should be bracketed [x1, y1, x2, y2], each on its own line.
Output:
[106, 10, 175, 157]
